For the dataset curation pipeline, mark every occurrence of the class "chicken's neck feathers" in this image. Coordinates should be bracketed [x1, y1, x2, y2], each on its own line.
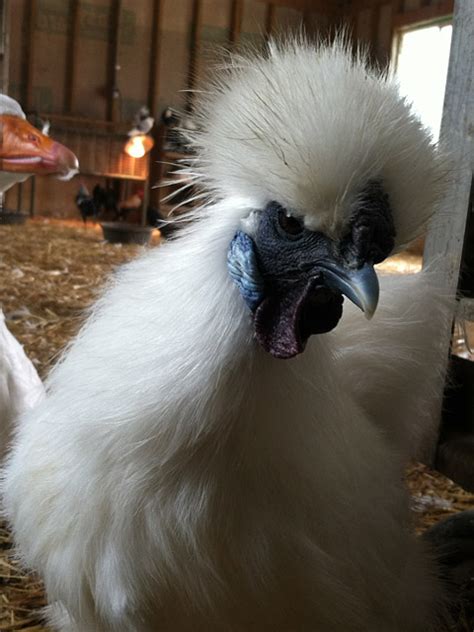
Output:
[42, 199, 351, 476]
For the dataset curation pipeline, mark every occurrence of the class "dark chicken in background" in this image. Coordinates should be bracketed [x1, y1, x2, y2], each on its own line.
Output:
[76, 183, 184, 238]
[75, 184, 118, 223]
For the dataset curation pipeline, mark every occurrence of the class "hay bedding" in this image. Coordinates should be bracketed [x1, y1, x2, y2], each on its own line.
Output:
[0, 220, 473, 631]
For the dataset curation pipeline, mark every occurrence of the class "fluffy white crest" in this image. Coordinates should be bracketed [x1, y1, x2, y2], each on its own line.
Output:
[190, 37, 447, 248]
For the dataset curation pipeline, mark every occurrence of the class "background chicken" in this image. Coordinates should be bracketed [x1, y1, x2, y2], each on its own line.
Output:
[75, 184, 98, 223]
[0, 94, 78, 194]
[2, 40, 458, 631]
[116, 189, 144, 221]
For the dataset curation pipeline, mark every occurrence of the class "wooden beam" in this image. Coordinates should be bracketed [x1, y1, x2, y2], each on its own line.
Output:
[230, 0, 243, 45]
[64, 0, 80, 113]
[265, 3, 276, 39]
[147, 0, 163, 116]
[1, 0, 11, 94]
[302, 9, 315, 35]
[21, 0, 37, 110]
[423, 0, 474, 452]
[29, 176, 36, 217]
[106, 0, 122, 122]
[369, 4, 380, 64]
[351, 0, 400, 9]
[393, 0, 454, 29]
[16, 181, 22, 213]
[257, 0, 339, 10]
[185, 0, 202, 113]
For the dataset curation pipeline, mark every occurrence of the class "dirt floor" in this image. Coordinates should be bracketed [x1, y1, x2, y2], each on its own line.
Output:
[1, 219, 474, 631]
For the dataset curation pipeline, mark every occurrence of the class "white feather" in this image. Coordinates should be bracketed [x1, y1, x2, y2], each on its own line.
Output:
[335, 266, 454, 464]
[0, 310, 44, 460]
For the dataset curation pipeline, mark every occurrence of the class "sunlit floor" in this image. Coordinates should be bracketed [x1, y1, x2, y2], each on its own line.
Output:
[378, 251, 422, 274]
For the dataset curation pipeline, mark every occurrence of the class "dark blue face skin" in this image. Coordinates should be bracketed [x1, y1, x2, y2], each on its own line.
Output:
[251, 181, 395, 358]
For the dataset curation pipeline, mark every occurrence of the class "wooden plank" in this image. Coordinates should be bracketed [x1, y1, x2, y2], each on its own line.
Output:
[106, 0, 122, 122]
[423, 0, 474, 442]
[369, 4, 381, 63]
[1, 0, 11, 94]
[424, 0, 473, 281]
[29, 176, 35, 217]
[355, 7, 372, 42]
[393, 0, 453, 28]
[350, 0, 396, 10]
[377, 3, 394, 62]
[16, 181, 22, 213]
[230, 0, 244, 45]
[302, 9, 321, 35]
[404, 0, 422, 11]
[21, 0, 37, 110]
[185, 0, 202, 113]
[64, 0, 81, 113]
[265, 3, 276, 39]
[256, 0, 339, 10]
[148, 0, 163, 116]
[41, 112, 128, 131]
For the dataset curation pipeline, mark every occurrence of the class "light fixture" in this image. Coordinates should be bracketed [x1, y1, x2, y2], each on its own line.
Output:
[124, 133, 154, 159]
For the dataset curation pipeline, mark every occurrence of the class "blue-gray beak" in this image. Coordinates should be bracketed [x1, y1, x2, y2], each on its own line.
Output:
[322, 262, 379, 320]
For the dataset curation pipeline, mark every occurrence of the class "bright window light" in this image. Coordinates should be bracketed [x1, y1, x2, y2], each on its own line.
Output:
[395, 23, 452, 141]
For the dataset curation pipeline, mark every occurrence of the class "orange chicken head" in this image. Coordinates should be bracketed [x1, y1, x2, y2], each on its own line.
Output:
[0, 115, 79, 180]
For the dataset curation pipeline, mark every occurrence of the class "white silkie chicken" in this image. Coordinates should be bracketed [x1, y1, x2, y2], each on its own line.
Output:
[0, 95, 79, 459]
[2, 40, 456, 631]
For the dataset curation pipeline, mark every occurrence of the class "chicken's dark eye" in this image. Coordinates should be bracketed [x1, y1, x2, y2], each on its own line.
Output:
[277, 210, 305, 238]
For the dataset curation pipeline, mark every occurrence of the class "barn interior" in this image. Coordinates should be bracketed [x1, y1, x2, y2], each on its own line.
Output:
[1, 0, 473, 630]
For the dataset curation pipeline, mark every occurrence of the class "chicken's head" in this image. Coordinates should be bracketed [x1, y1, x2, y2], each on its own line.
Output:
[193, 38, 446, 359]
[0, 96, 78, 180]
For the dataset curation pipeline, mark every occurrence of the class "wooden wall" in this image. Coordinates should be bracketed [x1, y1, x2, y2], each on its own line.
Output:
[6, 0, 339, 122]
[3, 0, 454, 218]
[4, 0, 339, 217]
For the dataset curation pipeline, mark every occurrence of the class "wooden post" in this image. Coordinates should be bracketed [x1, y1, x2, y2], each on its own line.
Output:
[0, 0, 11, 94]
[265, 3, 276, 40]
[423, 0, 474, 447]
[106, 0, 122, 123]
[16, 182, 22, 213]
[369, 4, 380, 66]
[29, 176, 36, 217]
[22, 0, 37, 110]
[424, 0, 474, 286]
[64, 0, 81, 113]
[185, 0, 202, 113]
[230, 0, 243, 45]
[141, 163, 150, 227]
[147, 0, 162, 117]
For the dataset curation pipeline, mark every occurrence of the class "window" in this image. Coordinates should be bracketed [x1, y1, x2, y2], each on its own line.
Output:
[395, 22, 452, 141]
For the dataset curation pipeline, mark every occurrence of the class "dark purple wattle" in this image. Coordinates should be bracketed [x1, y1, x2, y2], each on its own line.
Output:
[254, 278, 343, 359]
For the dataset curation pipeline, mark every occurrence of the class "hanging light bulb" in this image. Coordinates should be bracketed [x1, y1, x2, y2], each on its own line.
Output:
[124, 134, 154, 159]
